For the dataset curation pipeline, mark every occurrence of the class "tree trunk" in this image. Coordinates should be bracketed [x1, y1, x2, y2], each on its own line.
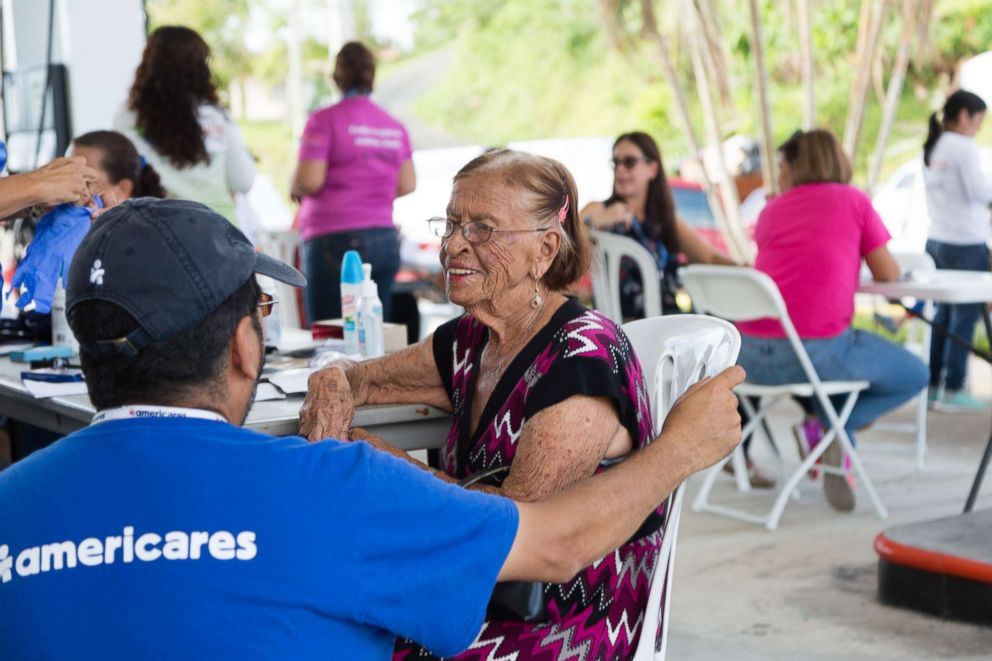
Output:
[843, 0, 887, 164]
[694, 0, 734, 111]
[687, 0, 752, 262]
[749, 0, 778, 195]
[796, 0, 815, 128]
[867, 0, 919, 192]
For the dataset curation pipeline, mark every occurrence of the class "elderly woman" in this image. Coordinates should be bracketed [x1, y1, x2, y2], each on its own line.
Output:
[300, 149, 659, 660]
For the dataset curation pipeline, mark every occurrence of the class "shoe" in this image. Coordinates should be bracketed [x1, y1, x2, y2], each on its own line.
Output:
[927, 386, 941, 408]
[822, 441, 855, 512]
[722, 458, 776, 489]
[934, 390, 987, 412]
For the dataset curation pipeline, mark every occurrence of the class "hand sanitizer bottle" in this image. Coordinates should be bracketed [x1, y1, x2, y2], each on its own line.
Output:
[340, 250, 363, 355]
[359, 272, 385, 359]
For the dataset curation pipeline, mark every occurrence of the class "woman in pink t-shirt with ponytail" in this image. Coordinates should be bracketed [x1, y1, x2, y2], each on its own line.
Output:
[736, 129, 927, 511]
[292, 42, 417, 323]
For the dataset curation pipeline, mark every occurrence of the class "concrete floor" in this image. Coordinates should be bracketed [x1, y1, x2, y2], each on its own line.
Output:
[666, 359, 992, 660]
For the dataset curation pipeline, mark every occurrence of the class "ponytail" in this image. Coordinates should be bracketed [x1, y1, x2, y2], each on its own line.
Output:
[925, 90, 988, 167]
[923, 112, 942, 167]
[135, 162, 167, 198]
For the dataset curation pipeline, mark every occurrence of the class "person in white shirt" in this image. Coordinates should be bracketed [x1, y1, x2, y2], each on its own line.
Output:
[923, 90, 992, 410]
[114, 26, 255, 225]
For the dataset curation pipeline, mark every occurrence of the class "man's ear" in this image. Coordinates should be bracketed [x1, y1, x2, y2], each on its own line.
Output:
[231, 315, 261, 382]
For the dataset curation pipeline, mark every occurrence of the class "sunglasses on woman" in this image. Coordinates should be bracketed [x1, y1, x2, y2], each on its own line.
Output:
[611, 156, 649, 170]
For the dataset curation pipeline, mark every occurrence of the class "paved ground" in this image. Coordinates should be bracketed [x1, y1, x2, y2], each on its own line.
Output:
[666, 358, 992, 659]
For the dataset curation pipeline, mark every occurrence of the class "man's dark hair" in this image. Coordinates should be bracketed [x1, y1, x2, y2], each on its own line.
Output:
[68, 277, 261, 410]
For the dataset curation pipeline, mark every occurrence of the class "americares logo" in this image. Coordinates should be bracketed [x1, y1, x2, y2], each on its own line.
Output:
[0, 526, 256, 584]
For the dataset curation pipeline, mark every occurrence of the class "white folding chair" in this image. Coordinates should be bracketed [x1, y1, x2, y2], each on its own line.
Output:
[623, 315, 741, 661]
[870, 251, 935, 470]
[683, 265, 888, 530]
[255, 230, 304, 329]
[591, 230, 663, 323]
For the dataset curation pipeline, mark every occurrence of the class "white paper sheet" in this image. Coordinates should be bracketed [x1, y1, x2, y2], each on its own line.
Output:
[265, 368, 315, 395]
[254, 382, 287, 402]
[22, 378, 89, 398]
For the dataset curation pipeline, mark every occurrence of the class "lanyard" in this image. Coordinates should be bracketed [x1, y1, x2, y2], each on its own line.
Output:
[91, 405, 227, 425]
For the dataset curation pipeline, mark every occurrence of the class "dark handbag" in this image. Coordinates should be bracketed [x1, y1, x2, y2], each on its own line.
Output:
[458, 466, 549, 623]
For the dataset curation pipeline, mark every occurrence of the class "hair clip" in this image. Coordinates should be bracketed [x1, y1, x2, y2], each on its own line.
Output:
[558, 194, 570, 224]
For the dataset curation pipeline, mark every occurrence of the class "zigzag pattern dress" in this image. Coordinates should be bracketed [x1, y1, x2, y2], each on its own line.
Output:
[394, 298, 661, 661]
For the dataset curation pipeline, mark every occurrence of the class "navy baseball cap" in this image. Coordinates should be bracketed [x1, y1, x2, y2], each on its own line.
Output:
[67, 198, 306, 356]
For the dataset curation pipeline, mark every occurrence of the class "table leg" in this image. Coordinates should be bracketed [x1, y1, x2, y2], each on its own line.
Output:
[964, 305, 992, 513]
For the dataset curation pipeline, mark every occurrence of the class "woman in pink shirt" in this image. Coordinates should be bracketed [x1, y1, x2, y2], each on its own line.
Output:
[736, 129, 927, 511]
[292, 42, 416, 322]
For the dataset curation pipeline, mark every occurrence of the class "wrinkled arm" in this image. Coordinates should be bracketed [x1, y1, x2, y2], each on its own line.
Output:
[498, 366, 745, 583]
[473, 395, 630, 501]
[300, 336, 450, 441]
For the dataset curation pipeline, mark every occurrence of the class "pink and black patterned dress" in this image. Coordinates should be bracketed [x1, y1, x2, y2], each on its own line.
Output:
[394, 298, 661, 661]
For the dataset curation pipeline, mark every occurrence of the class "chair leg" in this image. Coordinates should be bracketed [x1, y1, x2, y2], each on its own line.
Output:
[691, 453, 731, 512]
[914, 386, 928, 471]
[826, 392, 889, 521]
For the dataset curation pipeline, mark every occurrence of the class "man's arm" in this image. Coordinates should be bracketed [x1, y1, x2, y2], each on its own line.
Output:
[498, 366, 745, 582]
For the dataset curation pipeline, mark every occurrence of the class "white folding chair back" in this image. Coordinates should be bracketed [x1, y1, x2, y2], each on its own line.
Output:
[255, 230, 303, 329]
[591, 230, 663, 323]
[683, 265, 887, 530]
[872, 251, 935, 469]
[624, 315, 741, 661]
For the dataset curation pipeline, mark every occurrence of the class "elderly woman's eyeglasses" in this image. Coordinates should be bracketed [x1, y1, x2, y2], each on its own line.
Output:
[427, 217, 547, 244]
[257, 292, 278, 318]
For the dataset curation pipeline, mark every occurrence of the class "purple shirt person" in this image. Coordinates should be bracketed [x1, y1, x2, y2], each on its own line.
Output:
[292, 42, 416, 323]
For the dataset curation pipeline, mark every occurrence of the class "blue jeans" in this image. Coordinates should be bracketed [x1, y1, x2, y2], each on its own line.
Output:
[738, 329, 928, 444]
[302, 227, 401, 323]
[925, 240, 990, 391]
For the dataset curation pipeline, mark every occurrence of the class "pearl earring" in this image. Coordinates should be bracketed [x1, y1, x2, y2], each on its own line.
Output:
[531, 281, 543, 309]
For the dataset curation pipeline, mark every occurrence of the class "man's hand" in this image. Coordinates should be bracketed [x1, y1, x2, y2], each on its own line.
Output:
[660, 365, 745, 475]
[25, 157, 99, 207]
[299, 363, 355, 442]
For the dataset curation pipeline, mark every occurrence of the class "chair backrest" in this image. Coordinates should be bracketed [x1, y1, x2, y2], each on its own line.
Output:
[255, 230, 304, 329]
[683, 264, 847, 435]
[623, 315, 741, 661]
[591, 230, 663, 323]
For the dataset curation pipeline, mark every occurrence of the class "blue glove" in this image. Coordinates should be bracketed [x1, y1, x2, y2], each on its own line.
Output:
[10, 203, 94, 313]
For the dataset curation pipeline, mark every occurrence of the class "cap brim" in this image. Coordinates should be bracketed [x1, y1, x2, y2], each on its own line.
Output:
[253, 252, 307, 287]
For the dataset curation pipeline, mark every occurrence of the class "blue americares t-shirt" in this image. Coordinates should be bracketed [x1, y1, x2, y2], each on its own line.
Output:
[0, 418, 518, 659]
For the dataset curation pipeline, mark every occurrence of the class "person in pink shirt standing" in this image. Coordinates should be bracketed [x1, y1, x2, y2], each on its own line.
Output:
[292, 41, 416, 323]
[736, 129, 927, 511]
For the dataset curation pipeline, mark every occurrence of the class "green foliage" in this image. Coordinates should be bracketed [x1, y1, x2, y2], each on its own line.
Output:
[934, 0, 992, 65]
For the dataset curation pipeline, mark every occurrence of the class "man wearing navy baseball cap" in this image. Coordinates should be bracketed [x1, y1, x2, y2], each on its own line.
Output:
[0, 198, 744, 659]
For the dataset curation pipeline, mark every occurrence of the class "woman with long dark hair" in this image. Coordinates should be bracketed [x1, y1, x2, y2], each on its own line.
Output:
[114, 26, 255, 224]
[922, 90, 992, 410]
[71, 131, 167, 203]
[580, 131, 734, 316]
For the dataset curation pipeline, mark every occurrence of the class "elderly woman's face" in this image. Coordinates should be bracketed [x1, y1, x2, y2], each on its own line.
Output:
[440, 174, 544, 310]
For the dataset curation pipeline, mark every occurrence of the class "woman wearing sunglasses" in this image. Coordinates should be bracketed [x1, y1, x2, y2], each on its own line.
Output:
[580, 131, 736, 316]
[301, 149, 660, 660]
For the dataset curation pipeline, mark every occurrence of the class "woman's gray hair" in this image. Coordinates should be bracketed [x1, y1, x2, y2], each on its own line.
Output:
[452, 149, 591, 291]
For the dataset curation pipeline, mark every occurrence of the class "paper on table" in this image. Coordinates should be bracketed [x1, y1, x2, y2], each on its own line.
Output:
[23, 378, 89, 398]
[254, 382, 287, 402]
[265, 367, 315, 395]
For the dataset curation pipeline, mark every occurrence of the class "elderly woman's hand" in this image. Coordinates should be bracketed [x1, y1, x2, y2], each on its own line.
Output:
[299, 363, 356, 442]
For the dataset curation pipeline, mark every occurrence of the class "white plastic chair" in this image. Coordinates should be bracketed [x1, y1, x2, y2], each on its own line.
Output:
[623, 315, 741, 661]
[683, 265, 888, 530]
[255, 230, 304, 329]
[591, 230, 663, 323]
[870, 251, 935, 470]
